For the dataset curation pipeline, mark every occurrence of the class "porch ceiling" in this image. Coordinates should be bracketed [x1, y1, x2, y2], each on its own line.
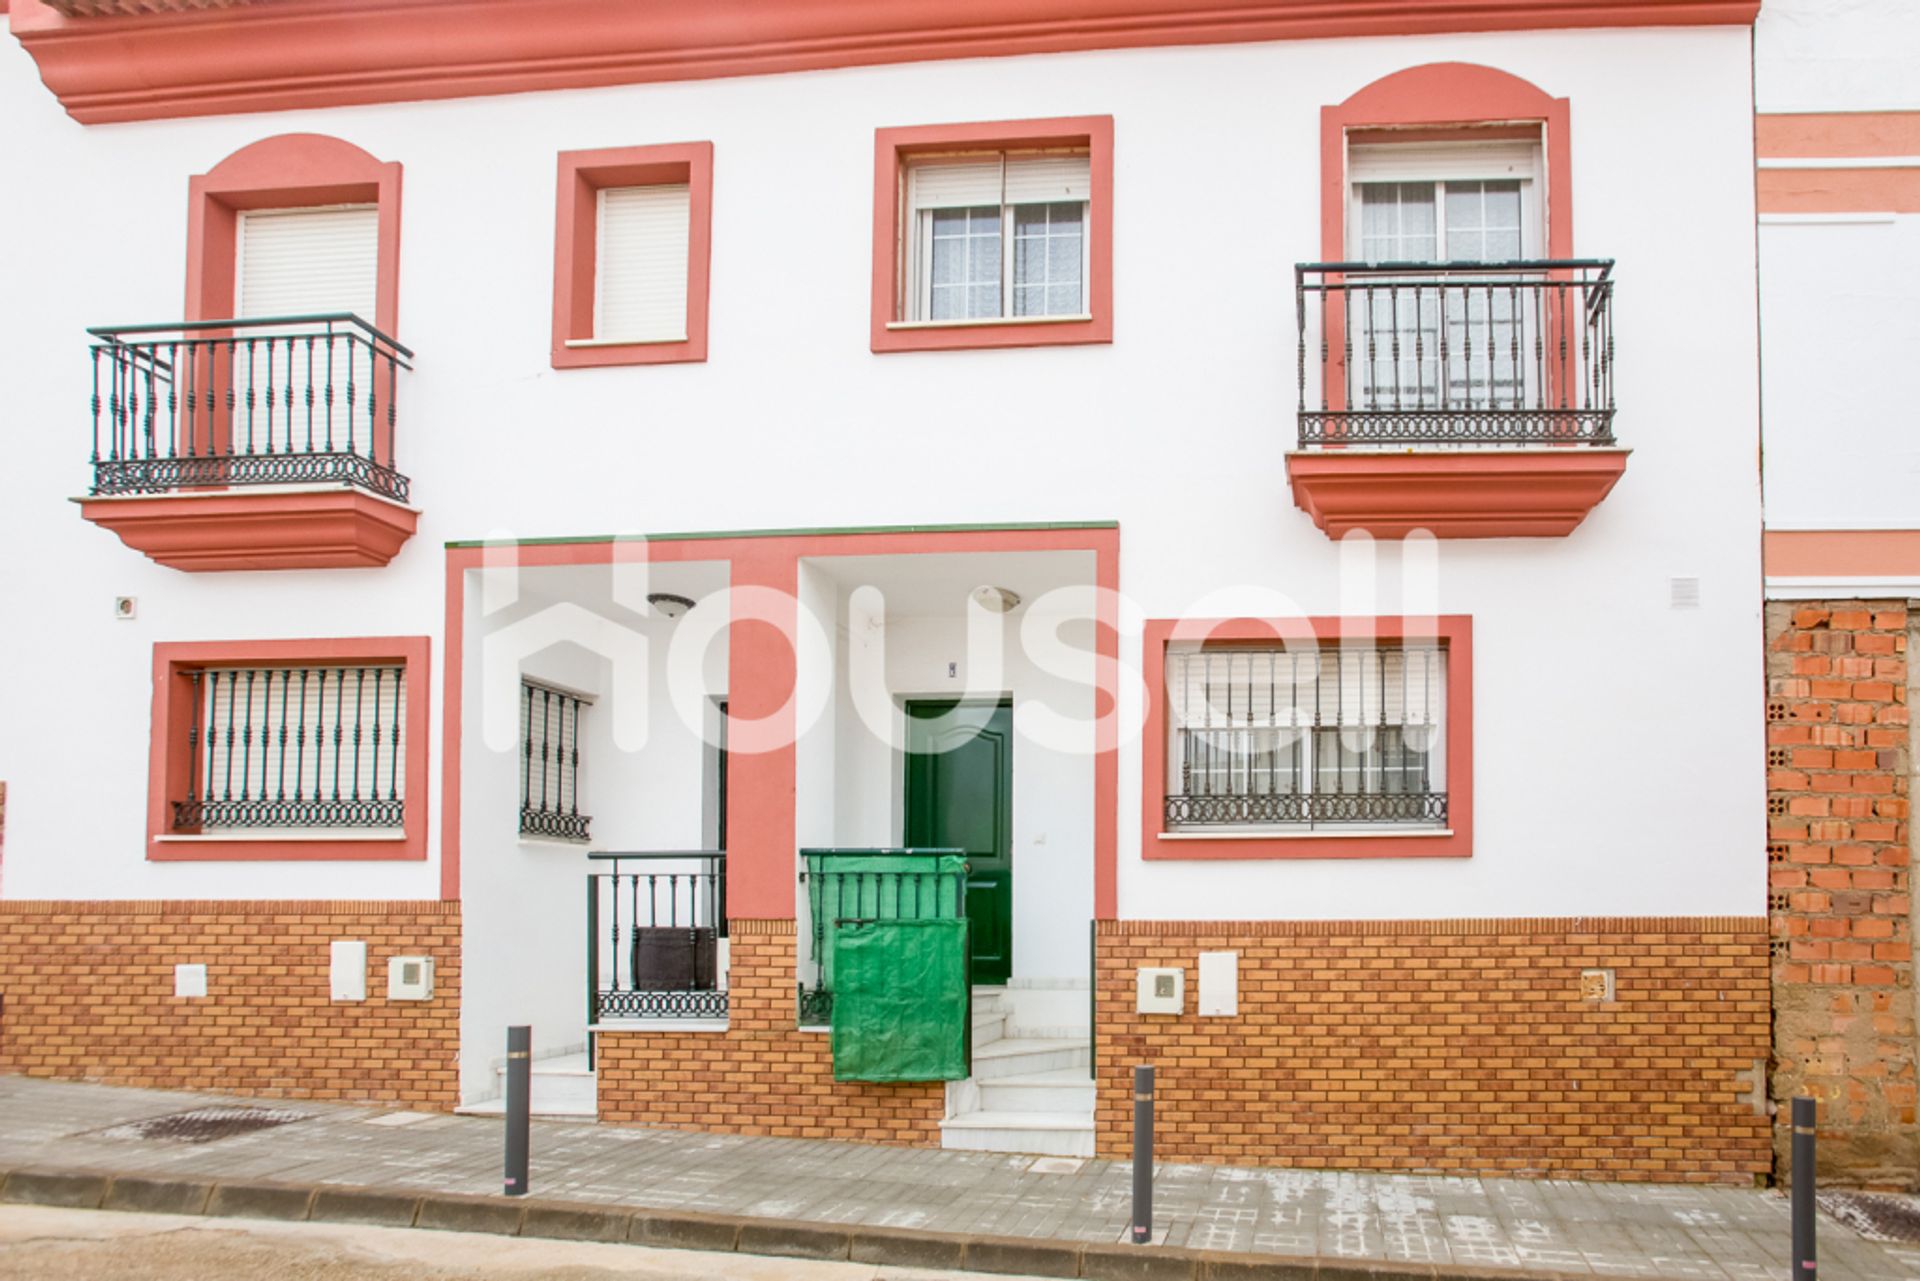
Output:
[805, 551, 1097, 620]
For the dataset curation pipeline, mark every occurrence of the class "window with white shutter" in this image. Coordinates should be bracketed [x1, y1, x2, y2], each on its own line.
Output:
[1164, 644, 1448, 830]
[903, 151, 1091, 322]
[595, 184, 691, 343]
[236, 205, 379, 320]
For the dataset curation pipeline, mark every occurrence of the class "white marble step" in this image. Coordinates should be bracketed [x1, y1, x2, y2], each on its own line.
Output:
[940, 1110, 1095, 1158]
[976, 1067, 1096, 1114]
[457, 1052, 596, 1118]
[969, 1037, 1091, 1080]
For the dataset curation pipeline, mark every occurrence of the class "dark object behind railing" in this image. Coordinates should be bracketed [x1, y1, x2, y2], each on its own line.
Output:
[587, 851, 727, 1026]
[173, 663, 406, 832]
[798, 848, 967, 1025]
[1296, 259, 1614, 447]
[89, 313, 413, 503]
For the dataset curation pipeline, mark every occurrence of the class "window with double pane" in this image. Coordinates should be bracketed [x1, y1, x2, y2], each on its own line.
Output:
[906, 152, 1090, 323]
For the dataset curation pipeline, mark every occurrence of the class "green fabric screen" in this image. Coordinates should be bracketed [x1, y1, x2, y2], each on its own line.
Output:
[830, 917, 970, 1082]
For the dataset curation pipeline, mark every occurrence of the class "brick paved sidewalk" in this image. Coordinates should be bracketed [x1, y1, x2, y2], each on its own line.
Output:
[0, 1076, 1912, 1281]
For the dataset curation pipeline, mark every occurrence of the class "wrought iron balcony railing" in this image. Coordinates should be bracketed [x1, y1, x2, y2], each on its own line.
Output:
[1295, 259, 1614, 448]
[797, 849, 967, 1026]
[587, 851, 728, 1027]
[88, 313, 413, 503]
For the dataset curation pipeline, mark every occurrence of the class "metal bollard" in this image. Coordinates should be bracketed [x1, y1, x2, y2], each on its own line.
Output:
[1131, 1064, 1154, 1245]
[1792, 1095, 1817, 1281]
[504, 1026, 531, 1197]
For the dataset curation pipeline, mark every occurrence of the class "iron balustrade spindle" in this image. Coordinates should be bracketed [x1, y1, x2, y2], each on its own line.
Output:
[1295, 259, 1614, 447]
[172, 664, 406, 832]
[86, 314, 412, 502]
[796, 849, 968, 1024]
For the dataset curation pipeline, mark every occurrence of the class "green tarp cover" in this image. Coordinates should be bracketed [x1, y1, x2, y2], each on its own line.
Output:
[804, 851, 965, 997]
[830, 917, 970, 1082]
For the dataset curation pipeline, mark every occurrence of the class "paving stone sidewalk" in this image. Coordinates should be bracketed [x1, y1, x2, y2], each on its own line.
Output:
[0, 1076, 1913, 1281]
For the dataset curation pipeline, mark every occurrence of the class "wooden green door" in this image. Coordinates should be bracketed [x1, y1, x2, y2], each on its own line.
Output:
[905, 700, 1012, 985]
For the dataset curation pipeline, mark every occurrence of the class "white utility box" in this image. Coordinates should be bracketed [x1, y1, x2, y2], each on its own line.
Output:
[387, 955, 435, 1001]
[173, 963, 207, 999]
[1198, 951, 1239, 1017]
[330, 940, 368, 1002]
[1136, 966, 1184, 1015]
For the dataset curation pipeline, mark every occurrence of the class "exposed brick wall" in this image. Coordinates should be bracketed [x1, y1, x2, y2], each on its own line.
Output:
[1767, 600, 1917, 1184]
[1094, 917, 1770, 1182]
[596, 919, 945, 1144]
[0, 900, 459, 1109]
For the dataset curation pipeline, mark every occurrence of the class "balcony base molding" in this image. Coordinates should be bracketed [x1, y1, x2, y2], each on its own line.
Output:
[1286, 448, 1630, 539]
[78, 488, 419, 570]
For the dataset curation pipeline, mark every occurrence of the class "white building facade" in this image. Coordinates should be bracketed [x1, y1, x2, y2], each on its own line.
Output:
[0, 0, 1771, 1179]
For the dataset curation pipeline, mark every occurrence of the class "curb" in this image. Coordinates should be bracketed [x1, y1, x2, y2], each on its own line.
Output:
[0, 1165, 1654, 1281]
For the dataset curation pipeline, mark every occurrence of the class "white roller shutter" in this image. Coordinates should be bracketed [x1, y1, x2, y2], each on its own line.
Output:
[596, 184, 690, 343]
[236, 205, 379, 320]
[1003, 154, 1091, 204]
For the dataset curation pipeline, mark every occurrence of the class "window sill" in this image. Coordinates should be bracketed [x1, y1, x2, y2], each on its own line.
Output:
[1148, 826, 1469, 862]
[885, 314, 1092, 331]
[564, 335, 689, 348]
[156, 831, 404, 843]
[1160, 827, 1453, 841]
[149, 832, 421, 862]
[518, 835, 593, 851]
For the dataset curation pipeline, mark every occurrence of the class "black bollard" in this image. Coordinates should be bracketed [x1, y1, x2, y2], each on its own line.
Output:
[504, 1026, 531, 1197]
[1792, 1095, 1817, 1281]
[1131, 1064, 1154, 1244]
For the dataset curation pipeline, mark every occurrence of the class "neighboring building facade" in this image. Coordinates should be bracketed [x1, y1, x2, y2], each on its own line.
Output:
[0, 0, 1771, 1180]
[1756, 0, 1920, 1186]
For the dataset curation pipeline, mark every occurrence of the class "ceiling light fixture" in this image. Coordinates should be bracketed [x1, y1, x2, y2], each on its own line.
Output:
[647, 592, 696, 619]
[970, 585, 1021, 614]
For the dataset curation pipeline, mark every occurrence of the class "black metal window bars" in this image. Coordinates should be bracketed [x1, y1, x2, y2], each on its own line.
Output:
[1295, 259, 1614, 447]
[1164, 646, 1447, 830]
[587, 852, 728, 1025]
[89, 313, 413, 502]
[519, 681, 591, 842]
[173, 665, 406, 832]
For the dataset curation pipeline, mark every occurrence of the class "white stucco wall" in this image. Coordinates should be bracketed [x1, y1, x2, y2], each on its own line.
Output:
[1755, 0, 1920, 114]
[0, 24, 1763, 933]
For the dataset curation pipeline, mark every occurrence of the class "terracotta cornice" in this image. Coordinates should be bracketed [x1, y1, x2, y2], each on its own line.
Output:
[10, 0, 1762, 125]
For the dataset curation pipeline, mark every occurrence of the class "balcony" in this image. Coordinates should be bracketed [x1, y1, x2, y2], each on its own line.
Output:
[1288, 260, 1629, 539]
[587, 851, 729, 1028]
[78, 314, 418, 570]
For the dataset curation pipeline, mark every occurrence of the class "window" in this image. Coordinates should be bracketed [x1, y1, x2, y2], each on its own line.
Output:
[903, 152, 1090, 322]
[871, 116, 1113, 353]
[1166, 645, 1446, 830]
[1142, 617, 1472, 860]
[520, 680, 591, 842]
[147, 638, 431, 862]
[236, 204, 380, 319]
[552, 142, 713, 368]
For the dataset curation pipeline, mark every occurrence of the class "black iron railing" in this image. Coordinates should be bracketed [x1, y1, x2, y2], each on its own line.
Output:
[173, 665, 406, 831]
[1295, 260, 1614, 447]
[89, 313, 413, 502]
[797, 848, 967, 1025]
[520, 682, 590, 842]
[587, 851, 727, 1025]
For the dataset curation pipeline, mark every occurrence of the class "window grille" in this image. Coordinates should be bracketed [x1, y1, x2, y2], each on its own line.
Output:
[520, 681, 591, 841]
[174, 665, 406, 831]
[1165, 645, 1447, 829]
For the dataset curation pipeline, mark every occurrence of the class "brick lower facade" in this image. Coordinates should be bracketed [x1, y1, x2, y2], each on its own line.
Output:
[1094, 917, 1771, 1182]
[1767, 600, 1918, 1184]
[595, 919, 946, 1144]
[0, 899, 460, 1108]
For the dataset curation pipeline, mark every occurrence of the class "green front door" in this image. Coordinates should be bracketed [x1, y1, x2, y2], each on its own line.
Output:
[905, 700, 1012, 985]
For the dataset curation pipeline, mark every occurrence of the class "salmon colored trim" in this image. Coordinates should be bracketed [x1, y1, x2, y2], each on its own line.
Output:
[187, 133, 402, 339]
[8, 0, 1760, 127]
[551, 142, 713, 369]
[438, 526, 1121, 913]
[79, 490, 418, 571]
[1757, 113, 1920, 159]
[1141, 615, 1473, 861]
[1321, 62, 1574, 264]
[1765, 530, 1920, 578]
[146, 636, 431, 863]
[1286, 449, 1628, 539]
[1758, 168, 1920, 214]
[870, 116, 1114, 354]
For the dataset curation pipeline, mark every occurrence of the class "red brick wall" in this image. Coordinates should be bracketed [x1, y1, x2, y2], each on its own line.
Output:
[0, 900, 460, 1109]
[596, 919, 945, 1144]
[1767, 600, 1917, 1183]
[1094, 917, 1771, 1182]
